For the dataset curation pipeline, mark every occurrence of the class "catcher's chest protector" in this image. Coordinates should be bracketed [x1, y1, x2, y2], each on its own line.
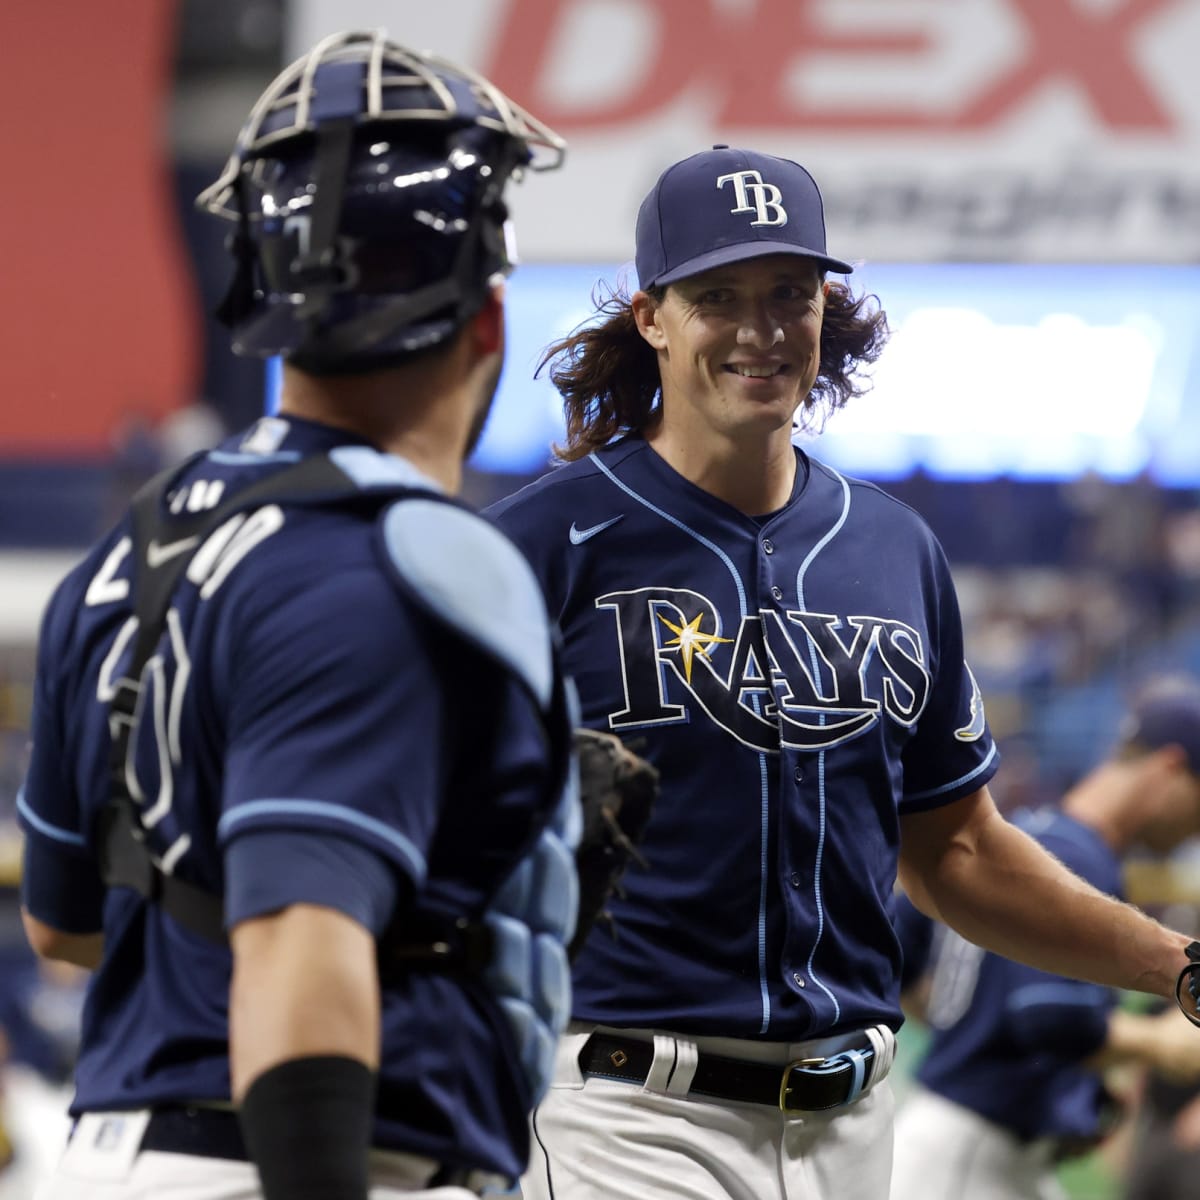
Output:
[377, 494, 580, 1102]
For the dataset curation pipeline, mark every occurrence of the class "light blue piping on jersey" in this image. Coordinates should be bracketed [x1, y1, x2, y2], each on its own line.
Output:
[15, 786, 87, 848]
[1007, 981, 1108, 1011]
[588, 453, 775, 1031]
[903, 742, 998, 803]
[206, 450, 303, 465]
[218, 800, 427, 881]
[587, 454, 749, 614]
[793, 466, 853, 1025]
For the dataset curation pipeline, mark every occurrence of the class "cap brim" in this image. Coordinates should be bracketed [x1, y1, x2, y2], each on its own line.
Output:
[649, 241, 853, 288]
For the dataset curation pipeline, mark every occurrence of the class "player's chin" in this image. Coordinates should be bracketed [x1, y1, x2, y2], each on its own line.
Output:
[724, 383, 804, 426]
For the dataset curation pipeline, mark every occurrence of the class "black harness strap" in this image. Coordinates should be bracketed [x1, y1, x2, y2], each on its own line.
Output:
[101, 453, 381, 943]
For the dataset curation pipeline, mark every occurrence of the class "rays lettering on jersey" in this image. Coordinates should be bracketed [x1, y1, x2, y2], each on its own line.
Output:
[596, 587, 931, 752]
[92, 503, 286, 873]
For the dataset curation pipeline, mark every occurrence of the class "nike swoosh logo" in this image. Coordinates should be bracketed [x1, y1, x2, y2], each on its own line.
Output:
[569, 516, 624, 545]
[146, 535, 200, 569]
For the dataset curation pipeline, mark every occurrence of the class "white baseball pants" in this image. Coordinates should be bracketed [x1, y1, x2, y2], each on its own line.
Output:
[521, 1024, 896, 1200]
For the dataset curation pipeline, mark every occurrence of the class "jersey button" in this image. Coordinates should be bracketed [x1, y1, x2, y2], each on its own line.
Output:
[793, 973, 806, 988]
[794, 767, 804, 783]
[762, 538, 775, 554]
[770, 585, 783, 601]
[789, 871, 802, 888]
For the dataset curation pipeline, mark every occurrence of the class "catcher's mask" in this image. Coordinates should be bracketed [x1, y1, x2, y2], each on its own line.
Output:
[196, 29, 566, 374]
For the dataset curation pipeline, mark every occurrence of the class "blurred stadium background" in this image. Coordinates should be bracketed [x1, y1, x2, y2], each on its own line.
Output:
[3, 2, 1200, 1196]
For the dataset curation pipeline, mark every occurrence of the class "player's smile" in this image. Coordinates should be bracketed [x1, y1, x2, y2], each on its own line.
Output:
[725, 361, 786, 375]
[723, 360, 789, 384]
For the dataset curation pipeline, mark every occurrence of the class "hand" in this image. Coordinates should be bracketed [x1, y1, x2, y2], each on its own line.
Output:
[1146, 1007, 1200, 1085]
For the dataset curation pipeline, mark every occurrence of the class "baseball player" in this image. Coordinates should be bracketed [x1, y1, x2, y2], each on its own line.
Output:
[891, 677, 1200, 1200]
[485, 145, 1200, 1200]
[16, 32, 577, 1200]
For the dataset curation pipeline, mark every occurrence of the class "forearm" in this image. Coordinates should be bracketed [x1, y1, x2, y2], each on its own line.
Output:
[901, 796, 1191, 999]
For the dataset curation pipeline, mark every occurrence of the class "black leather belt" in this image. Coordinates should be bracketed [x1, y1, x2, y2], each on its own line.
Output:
[139, 1106, 247, 1160]
[579, 1033, 876, 1112]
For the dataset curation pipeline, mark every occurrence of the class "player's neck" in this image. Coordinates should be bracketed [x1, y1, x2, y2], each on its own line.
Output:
[645, 422, 797, 516]
[1060, 759, 1146, 853]
[278, 363, 470, 494]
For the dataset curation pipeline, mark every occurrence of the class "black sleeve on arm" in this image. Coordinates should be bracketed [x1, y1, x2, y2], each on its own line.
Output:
[239, 1055, 377, 1200]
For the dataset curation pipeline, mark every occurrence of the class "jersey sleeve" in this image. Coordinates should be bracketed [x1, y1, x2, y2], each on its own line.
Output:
[898, 537, 999, 812]
[484, 488, 569, 618]
[1002, 967, 1113, 1060]
[224, 830, 400, 933]
[217, 563, 445, 896]
[17, 585, 106, 934]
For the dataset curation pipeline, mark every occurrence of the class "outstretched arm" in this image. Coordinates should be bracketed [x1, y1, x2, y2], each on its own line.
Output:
[898, 786, 1192, 1001]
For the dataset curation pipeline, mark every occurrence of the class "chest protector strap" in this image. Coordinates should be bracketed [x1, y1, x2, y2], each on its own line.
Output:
[102, 453, 367, 942]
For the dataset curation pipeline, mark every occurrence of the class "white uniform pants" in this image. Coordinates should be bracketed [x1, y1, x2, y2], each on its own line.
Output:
[890, 1088, 1068, 1200]
[35, 1111, 481, 1200]
[522, 1024, 896, 1200]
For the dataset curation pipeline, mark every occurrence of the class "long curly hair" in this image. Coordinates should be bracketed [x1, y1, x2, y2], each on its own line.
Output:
[542, 279, 890, 462]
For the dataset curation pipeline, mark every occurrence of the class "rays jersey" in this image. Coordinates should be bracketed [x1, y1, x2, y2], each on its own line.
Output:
[17, 416, 576, 1182]
[894, 808, 1122, 1143]
[488, 436, 998, 1039]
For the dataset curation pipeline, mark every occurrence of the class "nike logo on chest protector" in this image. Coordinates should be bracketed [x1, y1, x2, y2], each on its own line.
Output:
[569, 516, 624, 545]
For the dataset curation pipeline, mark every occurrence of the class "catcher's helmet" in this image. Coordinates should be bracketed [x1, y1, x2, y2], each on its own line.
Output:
[196, 30, 566, 373]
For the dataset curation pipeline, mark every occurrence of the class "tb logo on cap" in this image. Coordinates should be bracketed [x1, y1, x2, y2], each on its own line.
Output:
[717, 170, 788, 227]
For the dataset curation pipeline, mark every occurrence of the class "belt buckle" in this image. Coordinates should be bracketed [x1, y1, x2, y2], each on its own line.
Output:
[779, 1057, 826, 1112]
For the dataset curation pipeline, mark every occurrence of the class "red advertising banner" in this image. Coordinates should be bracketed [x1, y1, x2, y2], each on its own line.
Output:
[0, 2, 200, 454]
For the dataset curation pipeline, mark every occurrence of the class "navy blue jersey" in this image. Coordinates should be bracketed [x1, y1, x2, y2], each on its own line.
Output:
[18, 416, 575, 1181]
[487, 437, 997, 1039]
[895, 808, 1122, 1142]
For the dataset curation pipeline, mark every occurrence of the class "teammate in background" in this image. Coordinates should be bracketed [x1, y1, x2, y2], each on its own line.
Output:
[486, 145, 1200, 1200]
[17, 32, 576, 1200]
[890, 676, 1200, 1200]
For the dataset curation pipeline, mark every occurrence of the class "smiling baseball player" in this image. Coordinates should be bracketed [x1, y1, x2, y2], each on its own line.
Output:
[486, 145, 1200, 1200]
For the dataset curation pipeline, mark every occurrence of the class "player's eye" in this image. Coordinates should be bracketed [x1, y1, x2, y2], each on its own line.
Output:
[695, 287, 734, 305]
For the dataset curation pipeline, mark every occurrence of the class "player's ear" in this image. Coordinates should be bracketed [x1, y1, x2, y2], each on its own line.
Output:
[631, 290, 668, 351]
[467, 285, 505, 358]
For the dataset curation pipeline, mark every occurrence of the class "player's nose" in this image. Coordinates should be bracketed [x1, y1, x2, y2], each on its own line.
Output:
[735, 301, 784, 348]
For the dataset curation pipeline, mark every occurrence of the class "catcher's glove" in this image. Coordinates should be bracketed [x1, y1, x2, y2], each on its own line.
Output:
[1176, 941, 1200, 1028]
[569, 728, 658, 960]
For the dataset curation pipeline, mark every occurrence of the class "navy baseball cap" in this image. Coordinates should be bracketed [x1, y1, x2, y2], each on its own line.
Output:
[635, 145, 853, 289]
[1121, 677, 1200, 774]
